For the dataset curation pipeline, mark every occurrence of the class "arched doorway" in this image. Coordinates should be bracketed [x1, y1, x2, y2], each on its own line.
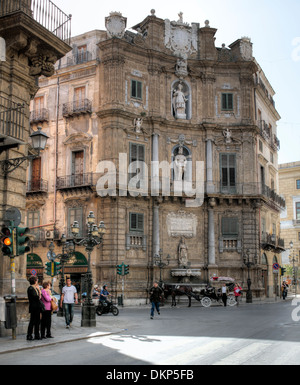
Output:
[26, 253, 44, 284]
[261, 253, 268, 297]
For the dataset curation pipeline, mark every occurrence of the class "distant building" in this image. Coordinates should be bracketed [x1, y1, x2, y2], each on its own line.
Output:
[279, 161, 300, 265]
[26, 10, 285, 303]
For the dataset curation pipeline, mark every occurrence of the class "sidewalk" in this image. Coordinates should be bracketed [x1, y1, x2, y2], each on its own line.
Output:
[0, 295, 297, 355]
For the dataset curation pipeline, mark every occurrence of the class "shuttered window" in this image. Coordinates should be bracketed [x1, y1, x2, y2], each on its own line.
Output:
[131, 80, 142, 100]
[220, 153, 236, 193]
[68, 207, 83, 237]
[129, 213, 144, 233]
[129, 143, 145, 182]
[222, 217, 239, 237]
[221, 93, 233, 111]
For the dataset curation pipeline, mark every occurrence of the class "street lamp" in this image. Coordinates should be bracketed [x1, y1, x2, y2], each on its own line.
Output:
[154, 249, 171, 287]
[289, 241, 298, 297]
[243, 249, 258, 303]
[1, 126, 49, 174]
[71, 211, 105, 327]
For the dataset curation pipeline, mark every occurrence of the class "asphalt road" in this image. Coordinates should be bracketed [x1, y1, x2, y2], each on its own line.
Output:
[1, 299, 300, 366]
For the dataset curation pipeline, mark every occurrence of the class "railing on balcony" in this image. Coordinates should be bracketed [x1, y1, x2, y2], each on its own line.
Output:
[0, 95, 26, 142]
[56, 173, 94, 190]
[30, 108, 49, 123]
[62, 99, 92, 117]
[261, 232, 285, 251]
[26, 179, 48, 193]
[0, 0, 72, 44]
[67, 51, 93, 66]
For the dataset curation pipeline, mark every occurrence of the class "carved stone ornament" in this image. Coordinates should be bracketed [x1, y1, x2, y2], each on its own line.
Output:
[240, 37, 253, 61]
[167, 211, 197, 238]
[165, 15, 198, 59]
[105, 12, 127, 39]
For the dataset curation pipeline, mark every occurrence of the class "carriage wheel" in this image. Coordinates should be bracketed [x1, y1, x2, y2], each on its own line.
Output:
[201, 297, 212, 308]
[227, 295, 237, 307]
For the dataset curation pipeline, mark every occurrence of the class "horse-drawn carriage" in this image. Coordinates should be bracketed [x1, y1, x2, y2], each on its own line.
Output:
[162, 277, 237, 308]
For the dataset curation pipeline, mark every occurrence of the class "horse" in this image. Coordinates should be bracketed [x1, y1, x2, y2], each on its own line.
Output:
[163, 284, 200, 307]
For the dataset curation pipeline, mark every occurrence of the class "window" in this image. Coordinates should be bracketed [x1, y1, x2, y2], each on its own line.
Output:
[296, 180, 300, 190]
[298, 232, 300, 241]
[296, 202, 300, 220]
[77, 45, 87, 63]
[34, 96, 44, 113]
[221, 93, 233, 111]
[74, 86, 86, 109]
[68, 207, 83, 237]
[27, 211, 40, 238]
[129, 213, 144, 233]
[131, 80, 142, 100]
[129, 143, 145, 182]
[221, 217, 239, 238]
[220, 153, 236, 193]
[259, 140, 263, 153]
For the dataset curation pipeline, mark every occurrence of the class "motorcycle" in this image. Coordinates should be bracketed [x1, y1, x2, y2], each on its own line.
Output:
[96, 300, 119, 316]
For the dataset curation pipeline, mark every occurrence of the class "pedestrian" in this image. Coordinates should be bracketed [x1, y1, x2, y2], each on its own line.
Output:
[26, 275, 41, 341]
[40, 281, 54, 339]
[282, 281, 289, 300]
[221, 283, 228, 307]
[149, 282, 163, 319]
[60, 277, 78, 328]
[234, 283, 242, 306]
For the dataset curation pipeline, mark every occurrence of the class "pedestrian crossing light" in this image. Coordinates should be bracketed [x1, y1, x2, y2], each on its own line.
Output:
[1, 226, 13, 256]
[16, 227, 30, 256]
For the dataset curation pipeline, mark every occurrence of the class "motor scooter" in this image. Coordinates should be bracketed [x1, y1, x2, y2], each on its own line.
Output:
[96, 300, 119, 316]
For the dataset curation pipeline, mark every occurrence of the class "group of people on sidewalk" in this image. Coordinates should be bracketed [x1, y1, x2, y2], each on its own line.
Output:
[26, 276, 78, 341]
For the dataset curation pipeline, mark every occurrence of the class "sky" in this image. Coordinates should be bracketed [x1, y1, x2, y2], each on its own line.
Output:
[54, 0, 300, 165]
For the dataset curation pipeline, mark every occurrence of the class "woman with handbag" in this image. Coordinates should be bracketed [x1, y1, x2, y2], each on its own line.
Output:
[40, 281, 54, 339]
[27, 275, 42, 341]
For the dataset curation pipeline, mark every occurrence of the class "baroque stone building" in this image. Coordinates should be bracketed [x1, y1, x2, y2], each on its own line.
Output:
[0, 0, 71, 334]
[26, 10, 285, 304]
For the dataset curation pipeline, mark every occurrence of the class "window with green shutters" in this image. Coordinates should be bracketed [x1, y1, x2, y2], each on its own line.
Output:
[129, 213, 144, 233]
[221, 93, 233, 111]
[220, 153, 236, 193]
[129, 142, 146, 182]
[131, 80, 142, 100]
[221, 217, 239, 238]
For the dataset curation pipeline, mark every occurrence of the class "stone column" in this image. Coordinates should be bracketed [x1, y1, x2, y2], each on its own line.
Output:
[152, 203, 160, 258]
[151, 133, 159, 195]
[208, 198, 218, 276]
[206, 139, 214, 193]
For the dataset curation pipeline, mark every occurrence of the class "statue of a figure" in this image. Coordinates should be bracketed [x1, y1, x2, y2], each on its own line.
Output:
[178, 237, 188, 268]
[173, 83, 187, 119]
[174, 146, 187, 181]
[133, 117, 143, 133]
[223, 128, 232, 144]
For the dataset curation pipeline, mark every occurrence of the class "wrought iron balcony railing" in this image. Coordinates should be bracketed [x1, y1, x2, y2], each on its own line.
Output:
[62, 99, 92, 117]
[0, 95, 26, 143]
[30, 108, 49, 123]
[56, 173, 94, 190]
[26, 178, 48, 193]
[0, 0, 72, 44]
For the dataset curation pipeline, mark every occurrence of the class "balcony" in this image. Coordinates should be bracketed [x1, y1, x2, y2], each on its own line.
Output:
[26, 179, 48, 194]
[62, 99, 92, 117]
[0, 0, 72, 44]
[261, 232, 285, 252]
[56, 173, 94, 192]
[30, 109, 49, 124]
[67, 51, 93, 66]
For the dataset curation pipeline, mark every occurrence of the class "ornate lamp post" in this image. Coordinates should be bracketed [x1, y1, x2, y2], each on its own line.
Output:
[243, 249, 258, 303]
[154, 249, 171, 287]
[71, 212, 105, 327]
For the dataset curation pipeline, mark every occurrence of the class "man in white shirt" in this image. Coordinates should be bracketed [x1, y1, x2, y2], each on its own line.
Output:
[60, 278, 78, 328]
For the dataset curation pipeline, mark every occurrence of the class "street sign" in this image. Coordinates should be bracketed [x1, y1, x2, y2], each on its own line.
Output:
[31, 269, 37, 276]
[4, 208, 21, 227]
[273, 263, 280, 270]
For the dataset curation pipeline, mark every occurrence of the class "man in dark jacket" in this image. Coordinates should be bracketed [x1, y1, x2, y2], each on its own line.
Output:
[149, 282, 163, 319]
[27, 276, 41, 340]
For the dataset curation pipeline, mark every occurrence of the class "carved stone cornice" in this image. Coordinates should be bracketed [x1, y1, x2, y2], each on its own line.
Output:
[102, 54, 125, 67]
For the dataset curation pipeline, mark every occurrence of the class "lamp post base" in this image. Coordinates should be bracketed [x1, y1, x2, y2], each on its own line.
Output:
[81, 303, 96, 327]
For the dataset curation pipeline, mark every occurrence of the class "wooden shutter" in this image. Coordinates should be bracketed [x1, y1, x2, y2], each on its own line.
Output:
[222, 218, 238, 237]
[130, 213, 144, 232]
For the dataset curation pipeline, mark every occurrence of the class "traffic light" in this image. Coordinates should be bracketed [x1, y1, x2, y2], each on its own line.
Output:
[281, 267, 286, 276]
[45, 262, 52, 276]
[54, 262, 62, 276]
[15, 227, 30, 256]
[116, 264, 123, 275]
[1, 226, 14, 256]
[124, 264, 130, 275]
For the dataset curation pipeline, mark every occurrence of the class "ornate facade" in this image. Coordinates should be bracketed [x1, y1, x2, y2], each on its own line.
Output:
[26, 11, 285, 304]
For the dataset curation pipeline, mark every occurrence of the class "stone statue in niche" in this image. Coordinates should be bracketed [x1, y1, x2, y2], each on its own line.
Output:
[223, 128, 232, 144]
[133, 117, 143, 133]
[174, 146, 187, 181]
[178, 237, 189, 268]
[172, 83, 187, 119]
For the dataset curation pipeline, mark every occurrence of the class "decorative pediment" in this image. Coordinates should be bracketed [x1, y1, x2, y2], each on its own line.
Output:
[63, 133, 93, 146]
